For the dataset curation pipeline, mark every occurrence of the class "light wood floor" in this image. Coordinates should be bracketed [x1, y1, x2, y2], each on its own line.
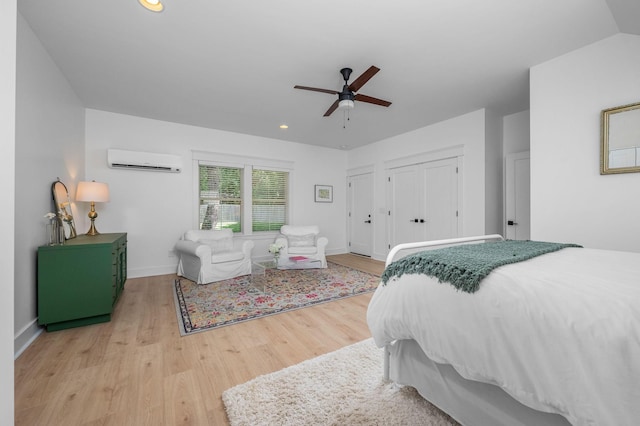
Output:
[15, 254, 384, 425]
[325, 253, 385, 276]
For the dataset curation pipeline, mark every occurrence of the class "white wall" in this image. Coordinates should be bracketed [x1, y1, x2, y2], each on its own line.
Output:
[530, 33, 640, 252]
[502, 110, 530, 238]
[84, 109, 348, 277]
[347, 109, 496, 260]
[14, 15, 85, 353]
[1, 0, 17, 421]
[484, 108, 504, 235]
[504, 110, 530, 155]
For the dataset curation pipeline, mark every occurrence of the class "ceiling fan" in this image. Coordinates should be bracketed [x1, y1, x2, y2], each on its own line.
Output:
[294, 66, 392, 117]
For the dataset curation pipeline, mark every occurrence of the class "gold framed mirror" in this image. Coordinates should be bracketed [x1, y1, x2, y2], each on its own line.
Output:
[601, 101, 640, 175]
[52, 179, 77, 240]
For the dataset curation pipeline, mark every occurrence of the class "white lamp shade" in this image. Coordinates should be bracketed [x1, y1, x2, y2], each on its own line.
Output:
[76, 181, 110, 203]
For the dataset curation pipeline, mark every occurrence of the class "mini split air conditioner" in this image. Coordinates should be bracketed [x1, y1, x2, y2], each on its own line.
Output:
[107, 149, 182, 173]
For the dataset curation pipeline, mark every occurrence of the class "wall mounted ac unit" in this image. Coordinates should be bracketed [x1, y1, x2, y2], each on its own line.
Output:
[107, 149, 182, 173]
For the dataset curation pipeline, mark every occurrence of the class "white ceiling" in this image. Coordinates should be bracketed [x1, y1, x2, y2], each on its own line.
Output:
[18, 0, 639, 150]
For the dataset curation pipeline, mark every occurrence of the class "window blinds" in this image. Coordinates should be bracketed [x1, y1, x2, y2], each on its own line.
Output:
[252, 169, 288, 232]
[199, 165, 242, 231]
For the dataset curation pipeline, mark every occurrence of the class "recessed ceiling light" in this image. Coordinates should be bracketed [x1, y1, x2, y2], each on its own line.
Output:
[139, 0, 164, 12]
[279, 124, 289, 129]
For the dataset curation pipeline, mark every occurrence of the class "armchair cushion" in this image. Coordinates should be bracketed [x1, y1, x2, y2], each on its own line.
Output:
[287, 233, 317, 248]
[211, 250, 244, 264]
[185, 228, 233, 243]
[286, 246, 319, 255]
[200, 237, 233, 253]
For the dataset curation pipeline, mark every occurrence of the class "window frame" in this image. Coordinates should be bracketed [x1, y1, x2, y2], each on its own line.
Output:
[192, 151, 294, 235]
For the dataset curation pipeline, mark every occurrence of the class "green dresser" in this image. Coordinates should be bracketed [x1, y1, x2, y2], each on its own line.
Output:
[37, 233, 127, 331]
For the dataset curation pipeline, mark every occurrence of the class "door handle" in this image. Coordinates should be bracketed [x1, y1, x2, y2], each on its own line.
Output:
[364, 220, 371, 223]
[410, 219, 419, 223]
[507, 220, 518, 226]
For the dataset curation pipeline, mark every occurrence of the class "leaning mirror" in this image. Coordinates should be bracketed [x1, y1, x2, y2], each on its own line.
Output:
[601, 101, 640, 175]
[52, 179, 77, 239]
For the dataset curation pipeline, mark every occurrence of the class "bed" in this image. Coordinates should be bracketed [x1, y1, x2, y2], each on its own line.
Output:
[367, 235, 640, 426]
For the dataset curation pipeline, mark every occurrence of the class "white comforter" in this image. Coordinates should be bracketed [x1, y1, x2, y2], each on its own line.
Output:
[367, 247, 640, 426]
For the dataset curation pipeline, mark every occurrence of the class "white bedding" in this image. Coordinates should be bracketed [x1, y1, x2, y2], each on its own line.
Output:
[367, 247, 640, 426]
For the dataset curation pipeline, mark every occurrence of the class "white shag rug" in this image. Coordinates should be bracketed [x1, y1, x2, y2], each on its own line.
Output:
[222, 338, 459, 426]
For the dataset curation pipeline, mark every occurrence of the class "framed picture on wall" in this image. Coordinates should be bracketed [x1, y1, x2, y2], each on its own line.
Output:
[314, 185, 333, 203]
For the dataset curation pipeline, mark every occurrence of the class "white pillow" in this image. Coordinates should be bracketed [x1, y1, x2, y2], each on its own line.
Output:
[287, 234, 316, 248]
[200, 238, 233, 253]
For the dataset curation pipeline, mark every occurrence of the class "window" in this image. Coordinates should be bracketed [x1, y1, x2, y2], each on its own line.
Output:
[199, 165, 242, 232]
[252, 169, 288, 231]
[197, 154, 291, 233]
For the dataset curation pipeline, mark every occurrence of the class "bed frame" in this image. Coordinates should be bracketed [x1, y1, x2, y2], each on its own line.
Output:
[382, 235, 571, 426]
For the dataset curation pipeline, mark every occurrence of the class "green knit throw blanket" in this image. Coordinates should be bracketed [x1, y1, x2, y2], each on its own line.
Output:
[381, 240, 581, 293]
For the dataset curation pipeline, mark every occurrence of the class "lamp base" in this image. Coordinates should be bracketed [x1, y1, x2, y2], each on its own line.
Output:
[85, 226, 100, 236]
[85, 214, 100, 236]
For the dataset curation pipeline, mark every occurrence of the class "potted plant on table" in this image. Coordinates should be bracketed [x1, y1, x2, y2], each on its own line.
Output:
[268, 243, 283, 265]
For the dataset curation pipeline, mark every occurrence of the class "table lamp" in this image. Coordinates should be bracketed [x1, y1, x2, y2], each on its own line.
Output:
[75, 180, 110, 236]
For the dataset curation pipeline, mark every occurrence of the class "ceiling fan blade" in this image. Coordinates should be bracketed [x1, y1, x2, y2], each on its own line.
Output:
[294, 85, 339, 95]
[354, 93, 392, 107]
[348, 66, 380, 92]
[323, 100, 340, 117]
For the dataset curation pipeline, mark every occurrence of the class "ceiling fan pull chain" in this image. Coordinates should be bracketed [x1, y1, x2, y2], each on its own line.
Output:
[343, 109, 351, 129]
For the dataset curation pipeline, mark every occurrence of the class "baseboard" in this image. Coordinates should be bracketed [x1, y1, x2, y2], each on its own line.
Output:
[372, 251, 387, 263]
[14, 319, 43, 360]
[327, 249, 386, 264]
[127, 265, 177, 279]
[325, 247, 348, 256]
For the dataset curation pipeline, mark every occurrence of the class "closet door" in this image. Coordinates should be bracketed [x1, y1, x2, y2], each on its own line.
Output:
[421, 157, 459, 241]
[505, 151, 530, 240]
[348, 173, 373, 256]
[389, 165, 422, 246]
[389, 157, 459, 248]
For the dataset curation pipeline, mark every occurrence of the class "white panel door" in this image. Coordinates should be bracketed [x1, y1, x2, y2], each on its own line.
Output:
[389, 166, 421, 246]
[389, 157, 459, 248]
[505, 151, 530, 240]
[422, 158, 459, 241]
[348, 173, 373, 256]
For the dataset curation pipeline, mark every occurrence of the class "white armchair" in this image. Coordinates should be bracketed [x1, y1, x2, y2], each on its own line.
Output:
[274, 225, 328, 268]
[176, 229, 254, 284]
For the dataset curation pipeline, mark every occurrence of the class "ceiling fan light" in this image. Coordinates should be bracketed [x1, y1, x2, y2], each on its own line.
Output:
[139, 0, 164, 12]
[339, 100, 354, 110]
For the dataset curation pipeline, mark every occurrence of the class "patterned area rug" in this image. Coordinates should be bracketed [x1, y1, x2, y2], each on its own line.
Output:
[173, 261, 380, 335]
